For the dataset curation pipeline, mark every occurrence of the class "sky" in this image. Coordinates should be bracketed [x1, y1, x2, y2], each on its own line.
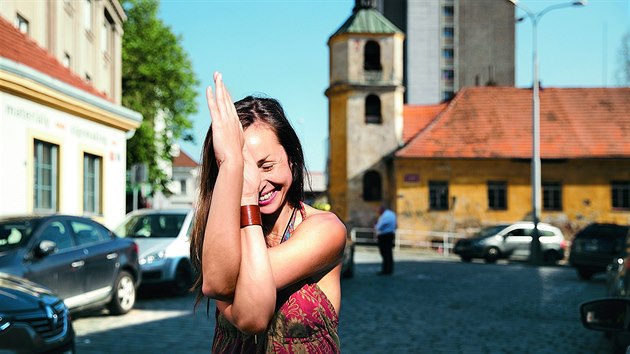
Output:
[158, 0, 630, 173]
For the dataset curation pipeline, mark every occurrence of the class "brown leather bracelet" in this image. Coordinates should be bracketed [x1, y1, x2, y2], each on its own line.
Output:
[240, 205, 262, 228]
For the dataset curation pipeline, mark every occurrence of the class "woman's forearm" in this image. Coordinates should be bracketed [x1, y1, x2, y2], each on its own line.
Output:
[201, 160, 243, 299]
[230, 226, 276, 334]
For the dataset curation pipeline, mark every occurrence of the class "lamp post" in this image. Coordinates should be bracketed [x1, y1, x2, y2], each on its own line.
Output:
[506, 0, 586, 265]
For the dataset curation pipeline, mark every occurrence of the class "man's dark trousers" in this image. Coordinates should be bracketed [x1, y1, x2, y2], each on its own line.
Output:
[377, 232, 394, 274]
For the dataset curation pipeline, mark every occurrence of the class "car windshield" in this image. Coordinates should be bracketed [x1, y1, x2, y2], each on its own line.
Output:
[0, 220, 35, 252]
[115, 213, 187, 238]
[475, 225, 509, 238]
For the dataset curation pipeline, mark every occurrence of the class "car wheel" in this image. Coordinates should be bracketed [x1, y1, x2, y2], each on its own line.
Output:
[577, 268, 594, 280]
[172, 261, 194, 296]
[460, 256, 472, 262]
[543, 250, 560, 264]
[484, 247, 500, 263]
[108, 270, 136, 315]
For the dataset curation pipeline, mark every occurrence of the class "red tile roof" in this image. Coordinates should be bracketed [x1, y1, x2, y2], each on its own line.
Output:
[172, 149, 199, 168]
[397, 86, 630, 159]
[402, 103, 448, 143]
[0, 17, 109, 100]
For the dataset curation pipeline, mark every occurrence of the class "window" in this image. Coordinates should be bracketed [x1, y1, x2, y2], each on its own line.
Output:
[442, 69, 454, 80]
[443, 5, 454, 17]
[612, 181, 630, 209]
[443, 27, 454, 38]
[34, 140, 59, 212]
[101, 11, 114, 54]
[363, 170, 382, 201]
[180, 179, 187, 194]
[488, 181, 507, 210]
[365, 94, 382, 124]
[83, 0, 92, 31]
[442, 91, 455, 101]
[543, 182, 562, 211]
[83, 153, 102, 214]
[70, 220, 108, 245]
[15, 14, 29, 35]
[429, 181, 449, 210]
[39, 221, 72, 252]
[63, 53, 71, 68]
[364, 40, 382, 71]
[442, 48, 454, 59]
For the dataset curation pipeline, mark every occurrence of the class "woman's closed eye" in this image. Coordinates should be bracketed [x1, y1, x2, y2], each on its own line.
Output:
[260, 163, 274, 172]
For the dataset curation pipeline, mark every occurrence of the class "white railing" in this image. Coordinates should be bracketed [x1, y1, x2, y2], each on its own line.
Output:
[350, 227, 466, 256]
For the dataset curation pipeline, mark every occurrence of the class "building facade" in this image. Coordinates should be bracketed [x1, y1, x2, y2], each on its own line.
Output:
[0, 1, 140, 229]
[376, 0, 515, 104]
[327, 2, 630, 240]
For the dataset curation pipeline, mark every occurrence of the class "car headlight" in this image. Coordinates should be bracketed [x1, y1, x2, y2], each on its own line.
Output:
[0, 315, 11, 331]
[140, 250, 166, 265]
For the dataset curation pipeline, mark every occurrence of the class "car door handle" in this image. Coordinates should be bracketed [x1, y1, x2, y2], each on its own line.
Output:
[71, 260, 85, 268]
[106, 253, 118, 260]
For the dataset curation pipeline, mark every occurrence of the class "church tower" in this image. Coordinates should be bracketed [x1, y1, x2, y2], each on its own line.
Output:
[326, 0, 405, 227]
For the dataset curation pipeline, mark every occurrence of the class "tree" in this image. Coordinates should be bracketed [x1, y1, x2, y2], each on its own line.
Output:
[122, 0, 199, 194]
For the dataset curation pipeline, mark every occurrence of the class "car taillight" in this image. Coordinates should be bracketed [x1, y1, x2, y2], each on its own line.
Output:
[560, 240, 569, 249]
[132, 242, 139, 255]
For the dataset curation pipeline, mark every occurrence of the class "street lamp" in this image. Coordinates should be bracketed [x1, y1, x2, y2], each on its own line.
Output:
[506, 0, 586, 265]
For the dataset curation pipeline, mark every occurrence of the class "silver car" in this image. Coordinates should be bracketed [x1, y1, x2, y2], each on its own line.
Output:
[453, 221, 567, 264]
[115, 209, 194, 295]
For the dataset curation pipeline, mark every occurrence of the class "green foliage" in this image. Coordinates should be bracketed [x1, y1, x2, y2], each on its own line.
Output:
[122, 0, 199, 193]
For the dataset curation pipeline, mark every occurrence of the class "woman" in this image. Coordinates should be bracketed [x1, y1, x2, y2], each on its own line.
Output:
[190, 72, 347, 353]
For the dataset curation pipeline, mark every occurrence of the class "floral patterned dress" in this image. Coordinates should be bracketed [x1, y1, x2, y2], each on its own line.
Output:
[212, 205, 340, 354]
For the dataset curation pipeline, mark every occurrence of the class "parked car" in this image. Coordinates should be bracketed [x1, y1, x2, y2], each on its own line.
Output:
[453, 221, 566, 264]
[569, 223, 630, 280]
[0, 214, 140, 315]
[114, 209, 195, 295]
[0, 273, 75, 354]
[580, 297, 630, 354]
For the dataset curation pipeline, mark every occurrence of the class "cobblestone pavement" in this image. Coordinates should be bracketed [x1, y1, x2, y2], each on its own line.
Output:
[73, 246, 614, 353]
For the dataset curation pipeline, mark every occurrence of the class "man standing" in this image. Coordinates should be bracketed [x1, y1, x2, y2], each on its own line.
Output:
[375, 205, 396, 275]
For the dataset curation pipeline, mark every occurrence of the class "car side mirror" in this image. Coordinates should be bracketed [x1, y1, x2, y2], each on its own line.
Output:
[580, 298, 630, 332]
[34, 240, 57, 258]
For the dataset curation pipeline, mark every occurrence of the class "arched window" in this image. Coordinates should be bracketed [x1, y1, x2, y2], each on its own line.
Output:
[363, 170, 382, 201]
[364, 40, 382, 71]
[365, 94, 382, 124]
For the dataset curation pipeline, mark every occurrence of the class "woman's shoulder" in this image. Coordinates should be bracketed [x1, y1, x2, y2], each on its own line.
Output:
[301, 204, 346, 234]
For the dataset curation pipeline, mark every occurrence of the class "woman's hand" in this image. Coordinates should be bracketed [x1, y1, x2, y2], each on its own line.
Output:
[242, 144, 261, 206]
[206, 72, 243, 167]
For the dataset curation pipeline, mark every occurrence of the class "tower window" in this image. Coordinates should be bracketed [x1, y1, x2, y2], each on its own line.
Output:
[363, 170, 382, 201]
[364, 40, 382, 71]
[443, 5, 454, 17]
[365, 94, 382, 124]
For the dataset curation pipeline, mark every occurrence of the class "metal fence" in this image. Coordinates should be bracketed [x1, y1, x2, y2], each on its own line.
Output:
[350, 227, 466, 256]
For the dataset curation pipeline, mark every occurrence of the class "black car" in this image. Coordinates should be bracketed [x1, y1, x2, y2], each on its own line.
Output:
[0, 214, 141, 315]
[580, 297, 630, 354]
[569, 223, 630, 280]
[0, 273, 75, 354]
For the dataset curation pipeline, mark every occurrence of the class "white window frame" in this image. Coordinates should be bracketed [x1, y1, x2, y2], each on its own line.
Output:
[34, 140, 59, 212]
[83, 153, 102, 214]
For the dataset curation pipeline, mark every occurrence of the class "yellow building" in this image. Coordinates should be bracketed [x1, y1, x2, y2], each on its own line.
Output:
[327, 2, 630, 241]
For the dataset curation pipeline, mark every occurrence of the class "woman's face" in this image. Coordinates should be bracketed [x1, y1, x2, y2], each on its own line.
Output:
[244, 122, 293, 215]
